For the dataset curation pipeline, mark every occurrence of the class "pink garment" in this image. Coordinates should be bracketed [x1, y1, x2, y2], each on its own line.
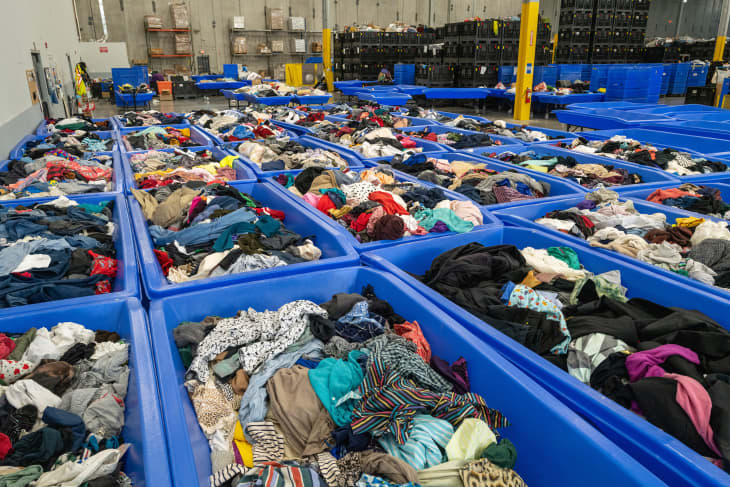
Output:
[625, 344, 699, 382]
[435, 200, 483, 226]
[187, 196, 206, 224]
[665, 373, 722, 457]
[432, 159, 453, 173]
[302, 192, 321, 207]
[366, 206, 387, 236]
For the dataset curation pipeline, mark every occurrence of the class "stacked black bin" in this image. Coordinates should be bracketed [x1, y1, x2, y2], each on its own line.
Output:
[557, 0, 593, 63]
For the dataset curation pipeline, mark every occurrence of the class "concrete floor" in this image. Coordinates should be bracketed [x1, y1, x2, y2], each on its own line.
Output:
[92, 92, 686, 130]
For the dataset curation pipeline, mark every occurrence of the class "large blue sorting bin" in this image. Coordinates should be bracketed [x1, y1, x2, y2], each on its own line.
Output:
[464, 143, 681, 192]
[118, 125, 212, 153]
[577, 128, 730, 158]
[112, 112, 190, 130]
[298, 131, 444, 164]
[553, 109, 673, 130]
[147, 265, 669, 487]
[491, 194, 730, 302]
[435, 111, 573, 141]
[36, 118, 113, 137]
[373, 150, 586, 211]
[266, 168, 501, 251]
[641, 120, 730, 141]
[395, 125, 522, 150]
[121, 146, 255, 193]
[360, 226, 730, 487]
[11, 132, 118, 159]
[128, 180, 359, 298]
[0, 192, 138, 316]
[621, 181, 730, 218]
[0, 150, 123, 196]
[0, 298, 172, 486]
[228, 135, 364, 176]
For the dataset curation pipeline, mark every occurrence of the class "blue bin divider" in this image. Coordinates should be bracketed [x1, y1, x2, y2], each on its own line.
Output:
[376, 150, 586, 211]
[271, 119, 313, 136]
[115, 91, 156, 108]
[10, 132, 118, 159]
[128, 180, 359, 298]
[565, 102, 659, 111]
[118, 125, 211, 153]
[0, 193, 138, 316]
[111, 112, 190, 130]
[395, 125, 523, 150]
[641, 120, 730, 142]
[491, 194, 730, 302]
[147, 264, 670, 487]
[359, 226, 730, 487]
[121, 146, 255, 193]
[434, 111, 573, 141]
[576, 128, 730, 159]
[265, 166, 502, 251]
[0, 297, 171, 486]
[463, 143, 682, 192]
[631, 104, 722, 115]
[552, 109, 671, 130]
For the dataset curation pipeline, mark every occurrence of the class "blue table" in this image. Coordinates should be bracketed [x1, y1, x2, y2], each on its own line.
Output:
[195, 81, 250, 93]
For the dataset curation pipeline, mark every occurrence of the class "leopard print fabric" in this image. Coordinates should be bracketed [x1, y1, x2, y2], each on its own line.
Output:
[458, 459, 527, 487]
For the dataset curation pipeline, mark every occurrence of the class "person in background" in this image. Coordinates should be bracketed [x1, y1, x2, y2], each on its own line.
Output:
[378, 68, 393, 84]
[150, 71, 166, 93]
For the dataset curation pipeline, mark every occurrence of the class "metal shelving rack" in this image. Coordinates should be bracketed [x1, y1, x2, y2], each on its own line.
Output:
[145, 28, 194, 71]
[228, 24, 322, 74]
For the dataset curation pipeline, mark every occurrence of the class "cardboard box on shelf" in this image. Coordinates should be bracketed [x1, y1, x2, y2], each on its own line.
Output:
[170, 3, 189, 29]
[289, 17, 305, 31]
[232, 37, 248, 54]
[230, 16, 245, 30]
[291, 38, 306, 53]
[175, 34, 191, 54]
[311, 41, 322, 53]
[271, 40, 284, 52]
[144, 15, 163, 29]
[148, 47, 164, 56]
[257, 43, 272, 54]
[266, 8, 284, 30]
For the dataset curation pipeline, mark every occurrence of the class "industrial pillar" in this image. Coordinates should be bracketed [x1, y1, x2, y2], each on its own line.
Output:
[714, 0, 730, 61]
[322, 0, 334, 92]
[514, 0, 540, 121]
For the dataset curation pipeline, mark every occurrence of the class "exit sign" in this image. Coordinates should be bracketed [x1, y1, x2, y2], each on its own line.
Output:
[99, 46, 108, 53]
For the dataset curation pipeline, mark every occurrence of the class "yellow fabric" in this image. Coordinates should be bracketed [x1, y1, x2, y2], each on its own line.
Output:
[675, 217, 706, 228]
[361, 169, 395, 186]
[166, 127, 190, 137]
[193, 164, 221, 176]
[525, 165, 548, 173]
[233, 421, 254, 467]
[220, 155, 239, 168]
[134, 169, 174, 181]
[451, 160, 486, 179]
[445, 418, 497, 462]
[328, 205, 353, 219]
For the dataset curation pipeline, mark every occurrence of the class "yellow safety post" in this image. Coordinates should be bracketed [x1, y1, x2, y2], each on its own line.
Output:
[715, 0, 730, 61]
[714, 36, 727, 62]
[514, 0, 540, 121]
[552, 33, 557, 64]
[323, 28, 334, 92]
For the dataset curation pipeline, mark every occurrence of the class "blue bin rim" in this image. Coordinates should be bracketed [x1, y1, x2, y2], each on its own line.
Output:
[127, 180, 360, 298]
[491, 193, 730, 301]
[263, 172, 502, 251]
[147, 264, 669, 487]
[10, 132, 118, 160]
[359, 226, 730, 487]
[394, 125, 527, 149]
[117, 125, 211, 153]
[111, 112, 191, 129]
[0, 192, 138, 315]
[120, 146, 256, 193]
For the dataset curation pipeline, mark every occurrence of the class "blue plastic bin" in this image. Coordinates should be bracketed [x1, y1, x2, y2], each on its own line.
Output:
[36, 117, 113, 137]
[0, 193, 137, 316]
[295, 94, 333, 105]
[266, 167, 501, 251]
[553, 109, 673, 130]
[128, 180, 359, 298]
[589, 65, 610, 91]
[375, 150, 586, 211]
[0, 297, 171, 486]
[435, 111, 573, 141]
[534, 65, 558, 87]
[465, 143, 681, 192]
[112, 112, 190, 129]
[395, 125, 522, 150]
[11, 132, 117, 159]
[492, 194, 730, 302]
[393, 64, 416, 84]
[498, 66, 517, 84]
[147, 265, 669, 487]
[577, 128, 730, 158]
[687, 64, 709, 87]
[360, 226, 730, 487]
[118, 125, 212, 153]
[557, 65, 583, 82]
[121, 146, 255, 192]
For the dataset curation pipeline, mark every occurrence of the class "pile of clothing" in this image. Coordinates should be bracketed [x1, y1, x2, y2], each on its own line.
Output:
[233, 83, 327, 98]
[0, 321, 134, 486]
[21, 133, 114, 158]
[0, 196, 119, 307]
[553, 136, 729, 176]
[132, 182, 322, 283]
[122, 126, 200, 151]
[236, 138, 350, 171]
[404, 127, 499, 149]
[186, 109, 286, 142]
[418, 241, 730, 471]
[441, 116, 555, 142]
[384, 153, 553, 206]
[177, 288, 521, 487]
[311, 121, 424, 159]
[491, 150, 643, 189]
[535, 190, 730, 289]
[345, 107, 411, 128]
[298, 104, 351, 116]
[129, 149, 241, 189]
[644, 184, 730, 220]
[117, 111, 187, 127]
[0, 150, 113, 198]
[118, 83, 150, 94]
[45, 117, 111, 133]
[274, 167, 482, 243]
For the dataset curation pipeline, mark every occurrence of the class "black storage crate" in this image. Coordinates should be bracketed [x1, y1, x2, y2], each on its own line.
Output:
[500, 20, 519, 41]
[596, 10, 614, 27]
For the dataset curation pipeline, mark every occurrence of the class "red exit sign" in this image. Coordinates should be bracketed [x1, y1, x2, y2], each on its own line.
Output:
[99, 46, 108, 53]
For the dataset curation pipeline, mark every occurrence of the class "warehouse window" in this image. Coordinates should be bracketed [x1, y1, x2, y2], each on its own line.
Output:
[98, 0, 108, 38]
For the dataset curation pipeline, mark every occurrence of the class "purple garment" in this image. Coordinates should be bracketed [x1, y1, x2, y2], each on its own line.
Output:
[430, 355, 470, 394]
[625, 344, 699, 382]
[430, 221, 449, 233]
[577, 199, 597, 210]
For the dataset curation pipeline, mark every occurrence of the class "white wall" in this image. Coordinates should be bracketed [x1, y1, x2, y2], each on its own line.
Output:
[79, 42, 130, 77]
[0, 0, 81, 158]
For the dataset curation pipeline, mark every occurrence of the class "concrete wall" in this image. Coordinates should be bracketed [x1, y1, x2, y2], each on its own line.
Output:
[646, 0, 730, 38]
[79, 42, 130, 77]
[0, 0, 81, 158]
[75, 0, 526, 74]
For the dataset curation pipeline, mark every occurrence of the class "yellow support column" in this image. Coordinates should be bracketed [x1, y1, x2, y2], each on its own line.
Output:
[714, 36, 727, 62]
[514, 0, 540, 121]
[715, 0, 730, 61]
[323, 28, 334, 92]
